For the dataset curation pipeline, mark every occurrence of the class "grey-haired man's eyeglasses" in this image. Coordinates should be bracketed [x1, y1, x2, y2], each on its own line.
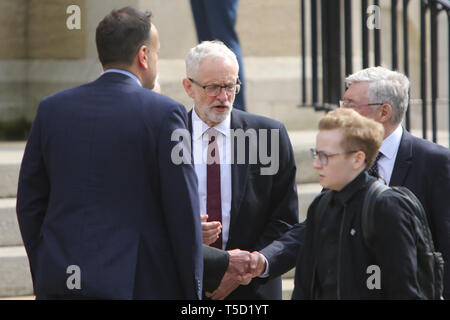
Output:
[310, 148, 358, 166]
[189, 78, 241, 97]
[339, 100, 383, 109]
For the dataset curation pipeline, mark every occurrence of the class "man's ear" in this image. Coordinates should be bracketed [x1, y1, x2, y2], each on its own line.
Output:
[182, 78, 195, 99]
[137, 45, 149, 70]
[353, 150, 366, 170]
[378, 103, 392, 124]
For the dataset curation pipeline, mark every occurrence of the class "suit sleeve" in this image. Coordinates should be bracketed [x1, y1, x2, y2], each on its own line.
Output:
[202, 245, 229, 292]
[254, 124, 299, 250]
[429, 150, 450, 299]
[16, 103, 50, 280]
[259, 221, 306, 278]
[158, 104, 203, 299]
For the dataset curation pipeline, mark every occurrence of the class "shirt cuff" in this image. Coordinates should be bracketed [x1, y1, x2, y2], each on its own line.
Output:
[257, 254, 270, 278]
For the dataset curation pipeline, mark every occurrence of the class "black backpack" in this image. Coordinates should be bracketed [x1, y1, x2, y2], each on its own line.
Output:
[361, 180, 444, 300]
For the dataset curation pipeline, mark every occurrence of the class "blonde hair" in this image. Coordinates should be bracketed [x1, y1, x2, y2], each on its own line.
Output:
[319, 108, 384, 168]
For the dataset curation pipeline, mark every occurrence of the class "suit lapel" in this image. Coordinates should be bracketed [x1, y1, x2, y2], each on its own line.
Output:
[228, 110, 250, 246]
[187, 109, 193, 136]
[390, 129, 413, 186]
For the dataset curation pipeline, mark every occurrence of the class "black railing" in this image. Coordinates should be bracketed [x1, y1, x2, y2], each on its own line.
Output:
[298, 0, 450, 145]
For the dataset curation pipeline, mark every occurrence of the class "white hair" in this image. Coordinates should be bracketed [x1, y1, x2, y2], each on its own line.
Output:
[345, 66, 410, 125]
[185, 40, 239, 78]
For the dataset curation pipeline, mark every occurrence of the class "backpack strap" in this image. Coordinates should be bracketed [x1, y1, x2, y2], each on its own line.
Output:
[361, 180, 390, 248]
[394, 186, 436, 252]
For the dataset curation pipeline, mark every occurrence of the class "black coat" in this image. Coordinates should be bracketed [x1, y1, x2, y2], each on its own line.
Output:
[262, 129, 450, 299]
[293, 171, 424, 299]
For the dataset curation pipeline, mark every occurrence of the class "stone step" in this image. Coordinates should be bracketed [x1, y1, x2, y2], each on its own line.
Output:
[289, 130, 318, 185]
[0, 198, 22, 246]
[0, 295, 34, 300]
[0, 133, 322, 198]
[0, 179, 321, 246]
[281, 267, 297, 301]
[297, 183, 321, 222]
[0, 246, 33, 297]
[0, 245, 297, 299]
[1, 129, 446, 198]
[282, 267, 296, 280]
[0, 142, 23, 198]
[282, 278, 294, 300]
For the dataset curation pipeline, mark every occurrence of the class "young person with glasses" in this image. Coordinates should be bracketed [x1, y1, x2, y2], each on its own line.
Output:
[257, 108, 426, 299]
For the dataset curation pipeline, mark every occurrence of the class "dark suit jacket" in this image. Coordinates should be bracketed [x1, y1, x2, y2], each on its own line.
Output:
[16, 72, 203, 299]
[189, 109, 299, 299]
[202, 245, 229, 293]
[390, 129, 450, 298]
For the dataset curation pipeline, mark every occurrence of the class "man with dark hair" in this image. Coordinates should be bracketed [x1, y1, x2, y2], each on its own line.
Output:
[95, 7, 159, 90]
[16, 7, 203, 299]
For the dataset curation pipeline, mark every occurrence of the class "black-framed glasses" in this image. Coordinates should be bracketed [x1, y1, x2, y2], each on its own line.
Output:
[188, 78, 241, 96]
[339, 100, 383, 109]
[310, 148, 358, 166]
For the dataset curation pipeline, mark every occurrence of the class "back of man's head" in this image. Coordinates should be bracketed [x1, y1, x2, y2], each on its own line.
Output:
[345, 66, 410, 125]
[96, 7, 152, 68]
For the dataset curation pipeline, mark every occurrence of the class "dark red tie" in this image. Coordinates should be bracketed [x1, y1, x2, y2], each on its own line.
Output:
[206, 129, 222, 249]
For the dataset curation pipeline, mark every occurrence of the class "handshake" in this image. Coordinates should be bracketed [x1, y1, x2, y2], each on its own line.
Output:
[205, 249, 267, 300]
[202, 215, 267, 300]
[201, 215, 266, 300]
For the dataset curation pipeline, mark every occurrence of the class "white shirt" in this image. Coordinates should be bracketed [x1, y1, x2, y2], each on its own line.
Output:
[192, 109, 232, 250]
[103, 69, 142, 87]
[377, 125, 403, 185]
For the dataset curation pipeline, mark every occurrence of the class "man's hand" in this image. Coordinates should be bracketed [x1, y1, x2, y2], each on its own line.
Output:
[205, 250, 268, 300]
[227, 249, 252, 278]
[205, 249, 251, 300]
[201, 215, 222, 245]
[227, 249, 267, 280]
[205, 270, 241, 300]
[248, 251, 267, 278]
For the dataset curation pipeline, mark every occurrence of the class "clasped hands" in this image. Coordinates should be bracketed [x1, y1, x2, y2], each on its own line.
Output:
[202, 215, 267, 300]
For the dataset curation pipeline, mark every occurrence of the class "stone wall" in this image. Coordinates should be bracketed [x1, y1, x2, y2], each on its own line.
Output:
[0, 0, 448, 141]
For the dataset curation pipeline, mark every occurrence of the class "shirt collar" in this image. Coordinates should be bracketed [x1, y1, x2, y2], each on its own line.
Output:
[103, 69, 143, 87]
[191, 107, 231, 141]
[379, 125, 403, 160]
